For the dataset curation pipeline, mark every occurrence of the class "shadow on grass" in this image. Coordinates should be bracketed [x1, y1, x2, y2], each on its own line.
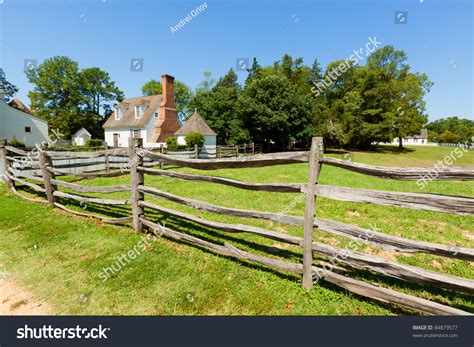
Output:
[11, 184, 474, 315]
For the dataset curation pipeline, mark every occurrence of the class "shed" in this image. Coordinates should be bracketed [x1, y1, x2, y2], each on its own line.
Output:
[174, 111, 217, 157]
[72, 128, 92, 146]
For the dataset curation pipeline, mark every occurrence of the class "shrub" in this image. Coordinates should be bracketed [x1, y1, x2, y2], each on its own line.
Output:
[9, 135, 26, 148]
[184, 132, 205, 149]
[165, 136, 178, 147]
[86, 139, 103, 147]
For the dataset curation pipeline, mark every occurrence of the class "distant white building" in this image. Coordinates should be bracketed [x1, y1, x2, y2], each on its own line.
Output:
[72, 127, 92, 146]
[174, 111, 217, 158]
[0, 91, 49, 147]
[391, 129, 429, 146]
[103, 74, 179, 148]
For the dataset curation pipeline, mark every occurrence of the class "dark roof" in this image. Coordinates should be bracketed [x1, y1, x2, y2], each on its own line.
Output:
[8, 98, 33, 114]
[174, 111, 217, 136]
[103, 95, 162, 129]
[406, 128, 428, 140]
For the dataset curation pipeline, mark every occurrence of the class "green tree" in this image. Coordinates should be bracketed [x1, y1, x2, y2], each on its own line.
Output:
[27, 56, 83, 137]
[189, 69, 245, 144]
[366, 46, 432, 149]
[246, 57, 262, 83]
[238, 73, 313, 150]
[0, 68, 19, 102]
[438, 130, 460, 143]
[79, 67, 124, 138]
[427, 117, 473, 143]
[27, 56, 123, 138]
[141, 79, 162, 95]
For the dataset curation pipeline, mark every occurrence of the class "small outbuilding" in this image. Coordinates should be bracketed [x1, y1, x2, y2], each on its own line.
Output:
[174, 111, 217, 158]
[72, 128, 92, 146]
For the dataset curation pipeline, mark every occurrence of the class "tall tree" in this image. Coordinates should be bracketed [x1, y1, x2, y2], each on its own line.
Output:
[78, 67, 124, 138]
[238, 73, 313, 150]
[141, 79, 162, 95]
[27, 56, 83, 137]
[0, 68, 19, 102]
[246, 57, 262, 83]
[27, 56, 123, 138]
[367, 46, 432, 149]
[174, 80, 193, 123]
[188, 69, 244, 144]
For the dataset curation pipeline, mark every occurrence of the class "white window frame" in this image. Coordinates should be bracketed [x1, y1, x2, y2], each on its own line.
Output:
[115, 108, 120, 120]
[135, 105, 142, 118]
[130, 129, 141, 138]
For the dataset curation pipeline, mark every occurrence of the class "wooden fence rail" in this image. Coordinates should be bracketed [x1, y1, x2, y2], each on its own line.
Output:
[0, 138, 473, 315]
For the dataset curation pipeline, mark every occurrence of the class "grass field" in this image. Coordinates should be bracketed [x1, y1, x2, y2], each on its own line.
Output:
[0, 145, 473, 315]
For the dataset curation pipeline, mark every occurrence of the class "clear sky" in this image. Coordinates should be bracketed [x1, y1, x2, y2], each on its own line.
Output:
[0, 0, 472, 121]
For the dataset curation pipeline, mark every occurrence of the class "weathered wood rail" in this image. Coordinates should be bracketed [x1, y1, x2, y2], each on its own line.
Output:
[0, 138, 473, 315]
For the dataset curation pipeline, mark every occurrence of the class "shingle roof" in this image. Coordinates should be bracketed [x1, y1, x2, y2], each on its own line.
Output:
[406, 128, 428, 140]
[102, 95, 162, 129]
[174, 111, 217, 136]
[8, 98, 33, 114]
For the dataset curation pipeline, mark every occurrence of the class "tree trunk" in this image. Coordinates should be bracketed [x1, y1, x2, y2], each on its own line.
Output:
[398, 137, 403, 149]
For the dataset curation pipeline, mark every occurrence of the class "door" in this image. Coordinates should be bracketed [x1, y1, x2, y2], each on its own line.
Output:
[113, 134, 119, 147]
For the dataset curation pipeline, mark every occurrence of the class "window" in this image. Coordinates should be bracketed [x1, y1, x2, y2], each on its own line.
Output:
[154, 112, 159, 118]
[135, 105, 142, 118]
[25, 126, 31, 133]
[130, 129, 141, 138]
[115, 108, 120, 120]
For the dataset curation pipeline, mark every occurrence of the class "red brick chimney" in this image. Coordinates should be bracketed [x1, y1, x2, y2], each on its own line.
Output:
[157, 74, 180, 142]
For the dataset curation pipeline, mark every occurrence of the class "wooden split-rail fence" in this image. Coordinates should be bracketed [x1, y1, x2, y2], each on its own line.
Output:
[1, 138, 474, 315]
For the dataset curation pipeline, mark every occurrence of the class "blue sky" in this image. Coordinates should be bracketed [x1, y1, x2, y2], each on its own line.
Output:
[0, 0, 472, 121]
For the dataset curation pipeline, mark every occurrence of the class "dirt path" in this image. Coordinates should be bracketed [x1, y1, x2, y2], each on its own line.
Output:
[0, 270, 54, 315]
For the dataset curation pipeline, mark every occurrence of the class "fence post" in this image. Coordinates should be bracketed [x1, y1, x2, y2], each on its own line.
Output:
[36, 144, 55, 204]
[130, 137, 144, 233]
[104, 142, 110, 173]
[252, 142, 255, 155]
[160, 145, 164, 170]
[0, 139, 12, 189]
[194, 144, 198, 159]
[302, 137, 323, 290]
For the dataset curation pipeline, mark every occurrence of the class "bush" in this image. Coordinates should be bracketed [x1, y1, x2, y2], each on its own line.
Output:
[86, 139, 103, 147]
[184, 132, 205, 149]
[9, 135, 26, 148]
[165, 136, 178, 147]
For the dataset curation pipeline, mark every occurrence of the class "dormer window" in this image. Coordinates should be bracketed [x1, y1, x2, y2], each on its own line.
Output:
[115, 108, 121, 120]
[135, 105, 142, 118]
[154, 112, 159, 118]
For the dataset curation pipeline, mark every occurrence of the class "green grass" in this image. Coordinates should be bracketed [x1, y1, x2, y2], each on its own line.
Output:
[0, 145, 472, 315]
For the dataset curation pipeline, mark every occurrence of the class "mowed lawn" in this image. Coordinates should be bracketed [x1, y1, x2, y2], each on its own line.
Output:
[0, 145, 473, 315]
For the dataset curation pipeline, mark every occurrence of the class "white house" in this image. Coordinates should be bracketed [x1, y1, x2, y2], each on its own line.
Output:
[391, 129, 429, 146]
[174, 111, 217, 157]
[72, 127, 92, 146]
[0, 91, 49, 147]
[103, 74, 179, 148]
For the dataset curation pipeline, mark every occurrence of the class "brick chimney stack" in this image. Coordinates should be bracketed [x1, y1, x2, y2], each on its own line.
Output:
[161, 74, 175, 108]
[157, 74, 179, 142]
